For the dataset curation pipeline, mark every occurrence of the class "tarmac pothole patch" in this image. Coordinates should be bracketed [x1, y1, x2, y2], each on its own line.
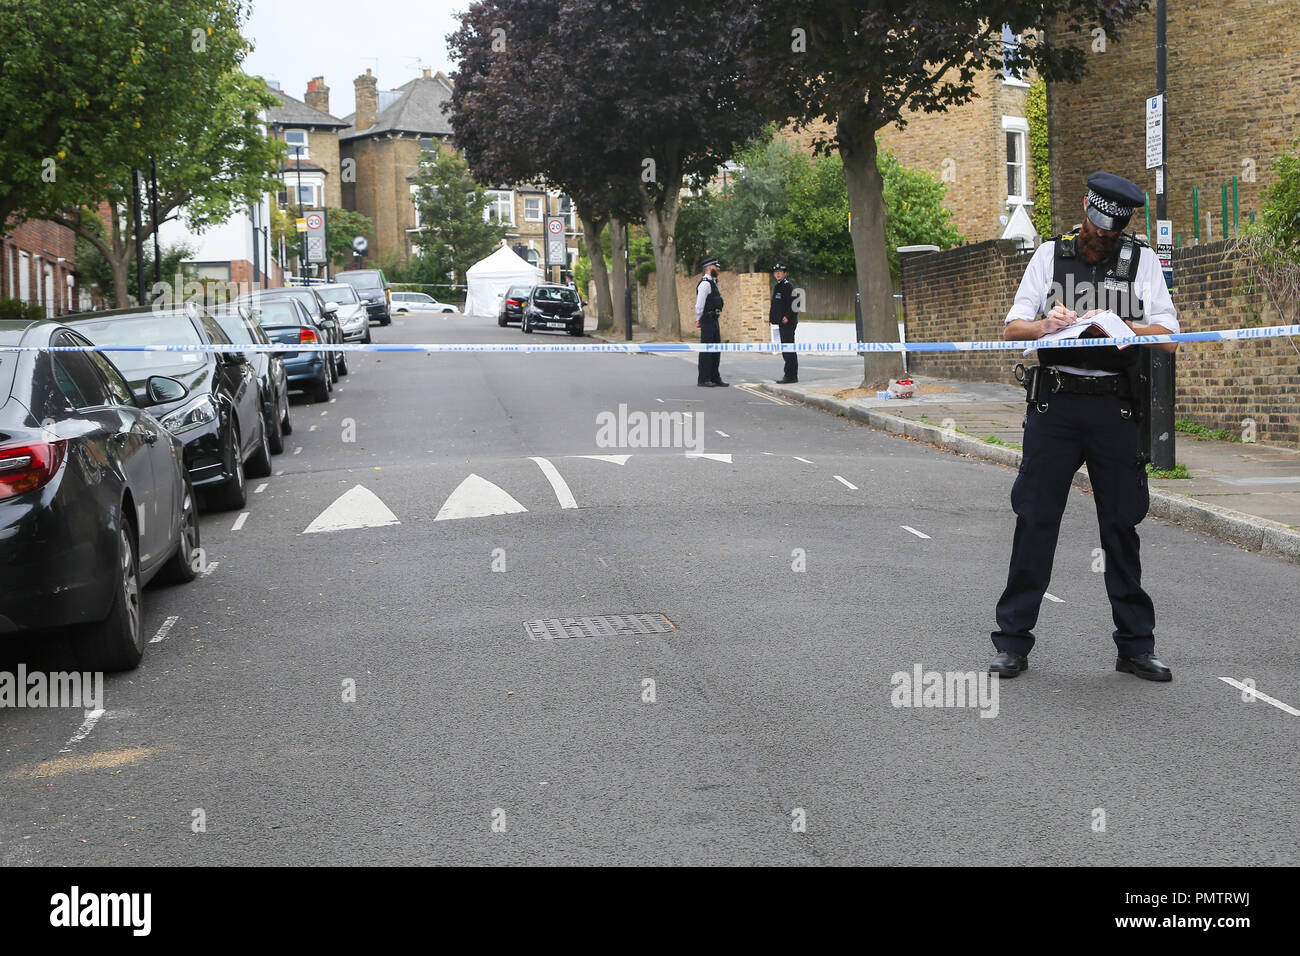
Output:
[524, 613, 676, 641]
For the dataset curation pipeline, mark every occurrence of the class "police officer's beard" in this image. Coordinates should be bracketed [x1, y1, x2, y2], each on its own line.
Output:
[1079, 229, 1119, 263]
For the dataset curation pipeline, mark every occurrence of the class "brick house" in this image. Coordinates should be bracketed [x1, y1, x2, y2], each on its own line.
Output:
[1, 219, 80, 315]
[341, 68, 581, 272]
[267, 78, 349, 214]
[1047, 0, 1299, 245]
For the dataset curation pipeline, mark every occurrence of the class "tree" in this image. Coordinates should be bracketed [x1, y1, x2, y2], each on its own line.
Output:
[1237, 137, 1300, 324]
[729, 0, 1146, 388]
[410, 147, 508, 285]
[76, 226, 194, 308]
[878, 150, 964, 278]
[1026, 78, 1052, 238]
[0, 0, 253, 229]
[326, 208, 373, 271]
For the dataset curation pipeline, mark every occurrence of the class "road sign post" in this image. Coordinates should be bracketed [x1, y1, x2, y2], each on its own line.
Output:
[545, 215, 566, 284]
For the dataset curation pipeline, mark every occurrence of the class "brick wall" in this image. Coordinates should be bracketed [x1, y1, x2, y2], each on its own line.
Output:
[900, 238, 1300, 447]
[1, 219, 78, 315]
[642, 270, 770, 339]
[1048, 0, 1299, 243]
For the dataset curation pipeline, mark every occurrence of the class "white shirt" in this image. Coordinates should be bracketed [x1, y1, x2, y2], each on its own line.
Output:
[695, 274, 714, 321]
[1006, 240, 1179, 376]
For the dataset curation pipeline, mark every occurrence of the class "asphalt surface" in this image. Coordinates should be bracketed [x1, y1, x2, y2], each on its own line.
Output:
[1, 311, 1296, 866]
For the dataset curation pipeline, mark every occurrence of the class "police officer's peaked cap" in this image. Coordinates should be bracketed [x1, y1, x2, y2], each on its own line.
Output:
[1085, 172, 1145, 232]
[772, 263, 788, 272]
[699, 256, 719, 270]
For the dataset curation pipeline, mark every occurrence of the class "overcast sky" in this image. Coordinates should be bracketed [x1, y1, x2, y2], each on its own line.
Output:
[242, 0, 469, 118]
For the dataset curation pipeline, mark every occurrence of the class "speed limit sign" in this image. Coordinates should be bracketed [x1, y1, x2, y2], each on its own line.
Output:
[306, 213, 323, 231]
[545, 215, 566, 266]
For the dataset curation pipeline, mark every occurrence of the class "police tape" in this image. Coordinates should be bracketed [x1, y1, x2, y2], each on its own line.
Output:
[1, 324, 1297, 354]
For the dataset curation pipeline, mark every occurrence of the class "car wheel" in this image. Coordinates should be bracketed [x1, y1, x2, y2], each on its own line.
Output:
[498, 314, 507, 327]
[363, 327, 372, 344]
[309, 366, 330, 403]
[281, 393, 293, 435]
[522, 314, 533, 334]
[336, 351, 349, 377]
[380, 314, 391, 326]
[76, 520, 143, 672]
[569, 321, 584, 337]
[206, 422, 248, 511]
[246, 415, 273, 478]
[157, 479, 200, 585]
[266, 396, 285, 455]
[329, 352, 339, 383]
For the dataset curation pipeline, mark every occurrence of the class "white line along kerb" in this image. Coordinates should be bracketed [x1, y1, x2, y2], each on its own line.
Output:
[529, 457, 578, 509]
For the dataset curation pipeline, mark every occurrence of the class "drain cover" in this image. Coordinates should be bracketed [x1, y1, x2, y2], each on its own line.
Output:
[524, 613, 675, 641]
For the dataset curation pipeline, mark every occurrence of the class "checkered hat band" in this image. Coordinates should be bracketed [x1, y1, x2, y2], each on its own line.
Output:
[1087, 189, 1133, 218]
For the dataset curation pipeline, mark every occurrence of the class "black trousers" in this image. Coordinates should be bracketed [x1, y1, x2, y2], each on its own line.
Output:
[992, 390, 1156, 658]
[775, 317, 797, 378]
[698, 314, 722, 384]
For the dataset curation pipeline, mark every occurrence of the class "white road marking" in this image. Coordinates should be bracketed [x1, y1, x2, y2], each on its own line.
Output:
[530, 456, 578, 509]
[275, 470, 284, 476]
[655, 398, 665, 403]
[303, 485, 401, 533]
[793, 456, 813, 464]
[149, 615, 180, 644]
[254, 483, 268, 494]
[435, 474, 528, 521]
[682, 412, 693, 418]
[320, 410, 328, 416]
[834, 475, 858, 490]
[293, 447, 302, 455]
[330, 398, 337, 403]
[736, 383, 791, 405]
[199, 561, 219, 578]
[309, 425, 318, 432]
[231, 512, 250, 531]
[1218, 678, 1300, 716]
[715, 430, 729, 438]
[901, 525, 931, 539]
[59, 709, 106, 752]
[569, 454, 630, 466]
[686, 453, 733, 463]
[1044, 592, 1065, 603]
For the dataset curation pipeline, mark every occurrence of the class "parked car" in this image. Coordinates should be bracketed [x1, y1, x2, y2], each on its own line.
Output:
[212, 305, 292, 454]
[521, 284, 585, 336]
[497, 285, 534, 327]
[67, 305, 273, 512]
[334, 269, 392, 326]
[244, 287, 347, 380]
[243, 297, 332, 404]
[315, 282, 371, 344]
[0, 318, 199, 670]
[392, 291, 456, 314]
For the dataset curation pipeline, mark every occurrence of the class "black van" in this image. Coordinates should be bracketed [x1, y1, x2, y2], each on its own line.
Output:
[334, 269, 392, 326]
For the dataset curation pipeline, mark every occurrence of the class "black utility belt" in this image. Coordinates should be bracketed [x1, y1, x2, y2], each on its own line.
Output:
[1015, 364, 1133, 401]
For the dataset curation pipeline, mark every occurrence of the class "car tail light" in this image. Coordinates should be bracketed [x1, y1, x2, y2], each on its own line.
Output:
[298, 327, 319, 344]
[506, 298, 522, 306]
[0, 440, 67, 499]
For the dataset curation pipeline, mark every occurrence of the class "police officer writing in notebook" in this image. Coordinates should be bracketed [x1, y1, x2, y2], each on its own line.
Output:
[695, 257, 728, 387]
[770, 263, 798, 383]
[991, 172, 1179, 683]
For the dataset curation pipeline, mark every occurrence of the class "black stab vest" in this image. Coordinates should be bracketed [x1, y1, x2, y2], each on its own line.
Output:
[701, 276, 723, 316]
[1037, 234, 1145, 373]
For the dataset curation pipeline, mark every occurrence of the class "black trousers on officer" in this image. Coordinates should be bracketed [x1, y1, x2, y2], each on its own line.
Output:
[992, 390, 1156, 658]
[698, 314, 722, 384]
[775, 317, 798, 379]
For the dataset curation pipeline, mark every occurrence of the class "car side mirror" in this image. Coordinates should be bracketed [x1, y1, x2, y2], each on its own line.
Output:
[323, 302, 339, 314]
[220, 351, 248, 366]
[146, 375, 188, 404]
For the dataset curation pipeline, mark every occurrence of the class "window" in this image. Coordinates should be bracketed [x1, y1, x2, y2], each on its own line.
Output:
[297, 184, 317, 207]
[484, 190, 514, 225]
[1003, 117, 1029, 202]
[1002, 25, 1027, 85]
[557, 195, 575, 230]
[410, 184, 422, 229]
[524, 196, 543, 222]
[82, 340, 136, 406]
[51, 338, 112, 410]
[284, 129, 309, 157]
[419, 137, 434, 151]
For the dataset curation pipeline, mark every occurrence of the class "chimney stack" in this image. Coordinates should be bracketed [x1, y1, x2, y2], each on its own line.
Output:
[304, 75, 330, 114]
[354, 68, 378, 131]
[422, 68, 432, 79]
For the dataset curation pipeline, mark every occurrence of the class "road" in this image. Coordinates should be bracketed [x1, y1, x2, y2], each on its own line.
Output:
[1, 311, 1296, 866]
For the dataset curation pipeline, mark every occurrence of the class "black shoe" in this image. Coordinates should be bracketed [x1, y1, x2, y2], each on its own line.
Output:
[1116, 652, 1172, 682]
[776, 377, 798, 384]
[989, 651, 1028, 678]
[713, 380, 730, 387]
[697, 381, 716, 387]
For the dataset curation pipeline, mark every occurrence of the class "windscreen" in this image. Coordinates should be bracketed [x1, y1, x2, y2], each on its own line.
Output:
[337, 273, 381, 293]
[533, 287, 579, 304]
[212, 312, 253, 344]
[248, 301, 303, 328]
[72, 313, 205, 377]
[318, 285, 359, 306]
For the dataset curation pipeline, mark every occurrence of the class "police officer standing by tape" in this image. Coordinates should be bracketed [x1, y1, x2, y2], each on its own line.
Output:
[770, 263, 798, 383]
[695, 256, 728, 387]
[991, 172, 1180, 682]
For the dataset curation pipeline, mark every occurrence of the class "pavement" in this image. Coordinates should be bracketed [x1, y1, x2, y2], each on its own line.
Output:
[1, 311, 1296, 867]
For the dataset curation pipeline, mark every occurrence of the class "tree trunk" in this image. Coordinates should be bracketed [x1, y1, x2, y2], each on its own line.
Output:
[577, 207, 614, 332]
[839, 103, 904, 391]
[50, 205, 131, 308]
[640, 174, 683, 339]
[609, 216, 629, 334]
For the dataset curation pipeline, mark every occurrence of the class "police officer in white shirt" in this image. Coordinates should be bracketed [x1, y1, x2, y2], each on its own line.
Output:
[991, 172, 1178, 683]
[695, 257, 728, 387]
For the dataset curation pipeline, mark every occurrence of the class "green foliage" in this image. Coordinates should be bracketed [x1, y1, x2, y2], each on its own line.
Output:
[785, 152, 856, 275]
[411, 148, 508, 284]
[878, 148, 965, 279]
[0, 298, 45, 322]
[1146, 462, 1191, 479]
[1254, 138, 1300, 260]
[1026, 78, 1051, 238]
[326, 208, 373, 269]
[1175, 419, 1239, 442]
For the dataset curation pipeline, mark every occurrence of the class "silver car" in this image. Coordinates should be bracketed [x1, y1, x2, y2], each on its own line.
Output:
[316, 283, 371, 344]
[392, 291, 457, 314]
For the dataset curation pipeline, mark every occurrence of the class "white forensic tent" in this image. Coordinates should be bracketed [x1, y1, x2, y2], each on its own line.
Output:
[463, 243, 543, 316]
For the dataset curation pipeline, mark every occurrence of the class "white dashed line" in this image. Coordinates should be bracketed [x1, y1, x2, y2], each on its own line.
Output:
[294, 447, 302, 455]
[330, 398, 337, 403]
[793, 456, 813, 464]
[1218, 678, 1300, 716]
[655, 398, 665, 403]
[320, 410, 328, 416]
[309, 425, 318, 432]
[1044, 592, 1065, 603]
[231, 512, 250, 531]
[715, 430, 729, 438]
[686, 453, 733, 463]
[275, 470, 285, 476]
[834, 475, 858, 490]
[149, 615, 180, 644]
[254, 483, 268, 494]
[59, 709, 106, 753]
[198, 561, 220, 578]
[901, 525, 931, 539]
[529, 456, 578, 509]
